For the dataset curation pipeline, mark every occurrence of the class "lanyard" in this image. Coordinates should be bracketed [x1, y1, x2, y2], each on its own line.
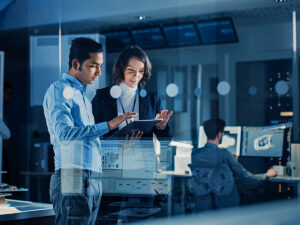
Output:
[119, 87, 138, 125]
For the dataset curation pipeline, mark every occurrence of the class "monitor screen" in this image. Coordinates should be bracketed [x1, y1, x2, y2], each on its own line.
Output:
[198, 126, 242, 156]
[100, 140, 174, 195]
[196, 18, 238, 44]
[241, 127, 284, 157]
[104, 31, 132, 52]
[101, 140, 157, 179]
[198, 126, 207, 148]
[131, 27, 165, 49]
[219, 126, 242, 156]
[122, 141, 157, 179]
[163, 23, 200, 47]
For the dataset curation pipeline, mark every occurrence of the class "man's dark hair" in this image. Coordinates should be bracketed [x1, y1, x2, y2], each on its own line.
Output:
[112, 45, 151, 86]
[203, 118, 226, 140]
[68, 37, 103, 70]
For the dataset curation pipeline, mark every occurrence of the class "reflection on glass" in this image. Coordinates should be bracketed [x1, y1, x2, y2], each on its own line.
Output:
[60, 168, 83, 195]
[217, 81, 231, 95]
[110, 85, 122, 98]
[60, 141, 84, 194]
[166, 83, 179, 97]
[248, 86, 258, 96]
[1, 0, 298, 222]
[101, 140, 172, 195]
[140, 89, 148, 98]
[275, 80, 289, 95]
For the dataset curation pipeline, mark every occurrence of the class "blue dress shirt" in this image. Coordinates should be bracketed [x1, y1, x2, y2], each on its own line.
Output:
[43, 73, 109, 172]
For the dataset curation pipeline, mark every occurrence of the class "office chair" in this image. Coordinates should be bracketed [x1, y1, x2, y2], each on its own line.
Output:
[189, 164, 238, 211]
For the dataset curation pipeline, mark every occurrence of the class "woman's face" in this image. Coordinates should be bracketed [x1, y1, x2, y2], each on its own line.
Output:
[123, 57, 144, 88]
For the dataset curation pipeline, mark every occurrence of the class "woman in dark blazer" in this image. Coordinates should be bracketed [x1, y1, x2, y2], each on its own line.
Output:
[92, 45, 173, 140]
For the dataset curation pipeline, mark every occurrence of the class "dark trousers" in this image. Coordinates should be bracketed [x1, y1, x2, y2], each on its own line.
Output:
[49, 169, 102, 225]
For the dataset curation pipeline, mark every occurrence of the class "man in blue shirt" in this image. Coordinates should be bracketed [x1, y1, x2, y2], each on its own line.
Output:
[43, 38, 136, 225]
[191, 118, 278, 212]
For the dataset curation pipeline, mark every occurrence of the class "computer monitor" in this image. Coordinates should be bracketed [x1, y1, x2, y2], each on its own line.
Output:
[101, 140, 157, 179]
[101, 140, 171, 195]
[198, 126, 242, 156]
[104, 30, 133, 52]
[122, 141, 157, 179]
[163, 23, 200, 47]
[196, 18, 238, 45]
[131, 27, 165, 49]
[198, 126, 207, 148]
[241, 127, 284, 157]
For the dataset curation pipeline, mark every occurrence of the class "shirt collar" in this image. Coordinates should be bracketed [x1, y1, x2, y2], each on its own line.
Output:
[205, 142, 218, 149]
[63, 73, 87, 93]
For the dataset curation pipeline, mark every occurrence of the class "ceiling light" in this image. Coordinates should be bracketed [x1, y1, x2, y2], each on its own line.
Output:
[135, 16, 151, 21]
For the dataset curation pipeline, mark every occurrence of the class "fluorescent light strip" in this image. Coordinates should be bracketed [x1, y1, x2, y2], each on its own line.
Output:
[293, 10, 297, 52]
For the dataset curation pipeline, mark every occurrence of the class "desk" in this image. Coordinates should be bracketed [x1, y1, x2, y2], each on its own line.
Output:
[270, 176, 300, 199]
[132, 198, 300, 225]
[0, 199, 54, 224]
[159, 171, 193, 215]
[159, 171, 191, 177]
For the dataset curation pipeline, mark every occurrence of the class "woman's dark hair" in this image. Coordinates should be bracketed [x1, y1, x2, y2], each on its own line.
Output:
[68, 37, 103, 70]
[112, 45, 152, 86]
[203, 118, 226, 140]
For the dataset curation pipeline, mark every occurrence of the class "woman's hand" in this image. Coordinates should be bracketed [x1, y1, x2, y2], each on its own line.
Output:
[155, 110, 173, 129]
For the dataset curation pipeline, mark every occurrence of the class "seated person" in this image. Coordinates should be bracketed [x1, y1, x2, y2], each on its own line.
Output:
[190, 118, 277, 212]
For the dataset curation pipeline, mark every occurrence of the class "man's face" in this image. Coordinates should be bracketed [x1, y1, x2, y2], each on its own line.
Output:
[74, 52, 103, 85]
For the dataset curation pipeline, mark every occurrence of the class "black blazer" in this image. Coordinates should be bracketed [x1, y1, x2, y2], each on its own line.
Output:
[92, 85, 172, 140]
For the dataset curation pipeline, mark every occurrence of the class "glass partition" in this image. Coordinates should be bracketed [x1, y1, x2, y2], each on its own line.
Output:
[0, 0, 299, 224]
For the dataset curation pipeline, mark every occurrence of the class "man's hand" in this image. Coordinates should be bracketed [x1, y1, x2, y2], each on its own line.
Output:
[108, 112, 137, 130]
[155, 110, 173, 129]
[126, 131, 143, 141]
[122, 131, 143, 155]
[266, 168, 278, 178]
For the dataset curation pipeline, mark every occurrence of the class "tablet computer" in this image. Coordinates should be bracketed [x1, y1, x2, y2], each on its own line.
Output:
[108, 119, 162, 139]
